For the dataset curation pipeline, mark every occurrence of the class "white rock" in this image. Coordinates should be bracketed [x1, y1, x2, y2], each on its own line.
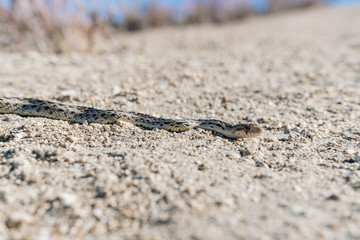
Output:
[355, 152, 360, 162]
[59, 192, 78, 205]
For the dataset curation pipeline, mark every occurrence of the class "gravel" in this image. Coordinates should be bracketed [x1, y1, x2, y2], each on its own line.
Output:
[0, 5, 359, 240]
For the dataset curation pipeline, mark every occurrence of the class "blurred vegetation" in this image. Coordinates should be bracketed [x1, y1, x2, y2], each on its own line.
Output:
[0, 0, 324, 53]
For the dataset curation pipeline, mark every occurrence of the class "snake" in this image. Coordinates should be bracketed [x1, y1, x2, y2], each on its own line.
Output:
[0, 97, 262, 139]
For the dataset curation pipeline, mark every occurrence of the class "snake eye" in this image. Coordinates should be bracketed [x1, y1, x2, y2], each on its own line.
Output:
[244, 125, 251, 132]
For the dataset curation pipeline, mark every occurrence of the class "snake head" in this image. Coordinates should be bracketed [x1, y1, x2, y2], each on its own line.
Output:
[228, 123, 262, 139]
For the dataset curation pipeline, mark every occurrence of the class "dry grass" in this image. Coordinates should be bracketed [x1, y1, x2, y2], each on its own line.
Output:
[0, 0, 113, 53]
[0, 0, 324, 53]
[269, 0, 325, 12]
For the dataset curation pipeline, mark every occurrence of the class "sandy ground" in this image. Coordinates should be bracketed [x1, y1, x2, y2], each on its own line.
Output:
[0, 5, 360, 240]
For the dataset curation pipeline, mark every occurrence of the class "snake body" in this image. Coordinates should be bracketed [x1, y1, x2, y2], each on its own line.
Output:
[0, 97, 262, 139]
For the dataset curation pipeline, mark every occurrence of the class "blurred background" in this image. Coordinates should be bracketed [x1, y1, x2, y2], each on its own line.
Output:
[0, 0, 359, 53]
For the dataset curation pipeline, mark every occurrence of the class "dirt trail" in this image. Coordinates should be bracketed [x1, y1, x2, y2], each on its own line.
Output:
[0, 5, 359, 240]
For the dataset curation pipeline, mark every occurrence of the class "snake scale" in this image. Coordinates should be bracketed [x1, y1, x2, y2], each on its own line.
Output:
[0, 97, 262, 139]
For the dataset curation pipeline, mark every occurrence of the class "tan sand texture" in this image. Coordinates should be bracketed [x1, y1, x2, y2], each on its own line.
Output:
[0, 5, 359, 240]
